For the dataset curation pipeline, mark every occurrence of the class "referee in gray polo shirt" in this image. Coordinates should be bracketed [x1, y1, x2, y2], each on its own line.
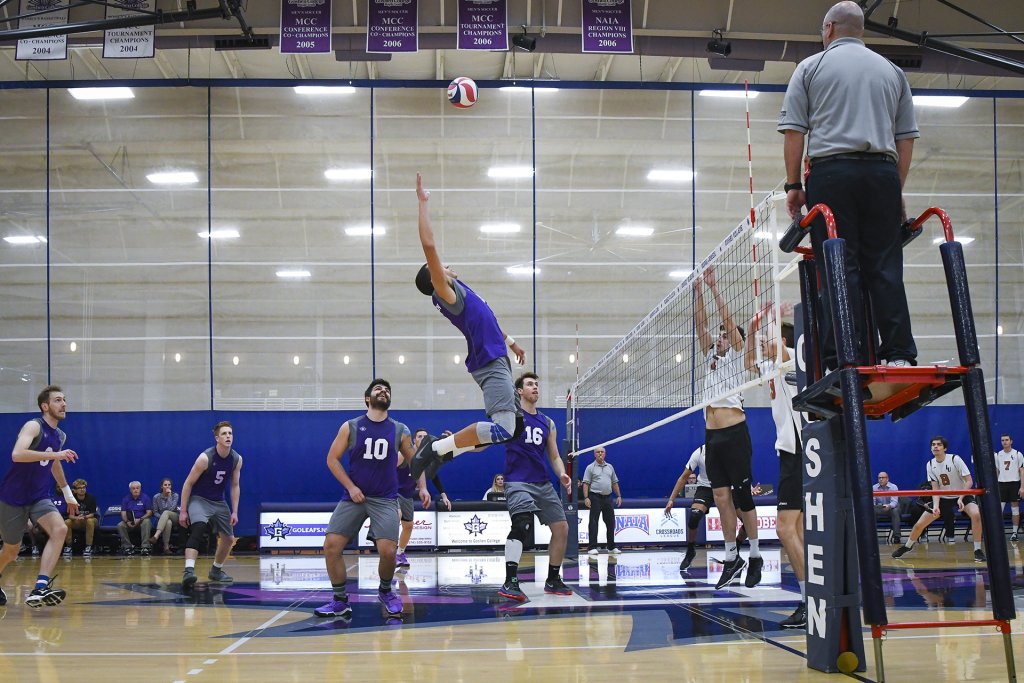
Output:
[778, 0, 919, 369]
[583, 446, 622, 555]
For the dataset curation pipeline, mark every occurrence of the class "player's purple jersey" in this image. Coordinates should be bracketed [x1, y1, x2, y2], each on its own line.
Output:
[191, 447, 239, 502]
[433, 280, 507, 373]
[0, 418, 66, 507]
[504, 410, 555, 483]
[397, 463, 417, 498]
[341, 415, 410, 500]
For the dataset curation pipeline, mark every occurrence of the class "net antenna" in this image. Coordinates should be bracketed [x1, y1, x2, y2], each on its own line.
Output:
[570, 188, 799, 458]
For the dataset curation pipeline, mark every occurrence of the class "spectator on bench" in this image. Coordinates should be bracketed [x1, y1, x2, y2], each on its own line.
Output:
[117, 481, 153, 556]
[62, 479, 98, 558]
[873, 471, 901, 544]
[483, 474, 506, 502]
[150, 478, 181, 554]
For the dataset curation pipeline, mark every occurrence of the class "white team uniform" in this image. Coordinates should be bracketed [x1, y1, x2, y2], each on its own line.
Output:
[757, 349, 803, 455]
[685, 446, 711, 488]
[927, 454, 972, 499]
[703, 347, 745, 410]
[996, 448, 1024, 483]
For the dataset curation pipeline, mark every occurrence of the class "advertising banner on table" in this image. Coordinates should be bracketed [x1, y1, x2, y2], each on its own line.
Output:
[16, 1, 69, 61]
[357, 511, 436, 547]
[705, 505, 779, 542]
[103, 0, 155, 59]
[457, 0, 507, 51]
[577, 508, 688, 545]
[437, 509, 510, 546]
[259, 511, 330, 549]
[581, 0, 633, 54]
[367, 0, 418, 53]
[280, 0, 332, 54]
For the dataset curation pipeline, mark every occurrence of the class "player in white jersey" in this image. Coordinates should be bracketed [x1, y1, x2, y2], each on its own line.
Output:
[995, 434, 1024, 541]
[893, 436, 985, 563]
[694, 266, 761, 589]
[664, 445, 713, 571]
[745, 306, 806, 628]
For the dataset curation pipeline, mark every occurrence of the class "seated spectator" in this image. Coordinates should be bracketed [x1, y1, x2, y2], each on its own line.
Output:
[117, 480, 153, 555]
[63, 478, 98, 558]
[686, 473, 698, 486]
[150, 477, 181, 554]
[873, 471, 902, 544]
[483, 473, 506, 501]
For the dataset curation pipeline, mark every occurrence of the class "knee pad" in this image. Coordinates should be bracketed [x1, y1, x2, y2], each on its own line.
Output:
[480, 411, 521, 444]
[688, 507, 706, 531]
[186, 521, 209, 551]
[732, 485, 755, 512]
[507, 512, 533, 549]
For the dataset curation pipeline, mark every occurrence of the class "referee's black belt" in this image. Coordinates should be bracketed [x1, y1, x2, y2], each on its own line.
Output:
[810, 152, 896, 166]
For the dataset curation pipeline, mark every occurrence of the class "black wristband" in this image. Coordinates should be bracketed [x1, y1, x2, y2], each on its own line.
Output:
[784, 181, 803, 192]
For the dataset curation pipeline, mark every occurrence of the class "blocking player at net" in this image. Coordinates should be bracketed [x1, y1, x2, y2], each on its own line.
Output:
[0, 385, 79, 609]
[497, 372, 573, 602]
[410, 172, 527, 480]
[314, 379, 418, 621]
[694, 267, 763, 589]
[745, 303, 806, 628]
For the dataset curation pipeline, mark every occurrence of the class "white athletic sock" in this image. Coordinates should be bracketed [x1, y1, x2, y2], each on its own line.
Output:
[725, 541, 737, 562]
[974, 541, 982, 551]
[799, 580, 806, 599]
[213, 561, 224, 569]
[505, 538, 524, 564]
[397, 546, 406, 554]
[905, 538, 916, 549]
[185, 558, 196, 569]
[432, 435, 456, 454]
[748, 538, 761, 558]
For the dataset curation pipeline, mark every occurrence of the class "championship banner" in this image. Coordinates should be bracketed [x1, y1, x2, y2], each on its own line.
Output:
[366, 0, 418, 53]
[457, 0, 507, 51]
[280, 0, 332, 54]
[103, 0, 155, 60]
[16, 0, 69, 61]
[581, 0, 633, 54]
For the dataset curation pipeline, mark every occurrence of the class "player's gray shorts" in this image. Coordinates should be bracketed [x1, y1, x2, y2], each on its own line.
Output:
[398, 494, 414, 523]
[505, 481, 566, 525]
[470, 356, 522, 418]
[327, 497, 400, 542]
[0, 498, 59, 545]
[188, 497, 233, 537]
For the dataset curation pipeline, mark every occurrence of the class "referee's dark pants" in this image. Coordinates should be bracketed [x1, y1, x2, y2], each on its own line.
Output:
[588, 492, 616, 551]
[806, 157, 917, 367]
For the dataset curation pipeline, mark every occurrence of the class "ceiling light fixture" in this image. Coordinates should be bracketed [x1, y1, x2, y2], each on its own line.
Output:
[198, 228, 240, 240]
[506, 265, 540, 276]
[616, 226, 654, 237]
[480, 223, 522, 234]
[276, 269, 312, 279]
[68, 87, 134, 100]
[487, 166, 533, 179]
[3, 235, 46, 245]
[294, 85, 356, 95]
[499, 86, 559, 93]
[669, 269, 693, 278]
[344, 226, 385, 236]
[147, 171, 199, 185]
[647, 169, 695, 182]
[699, 89, 758, 99]
[324, 167, 372, 181]
[913, 95, 968, 108]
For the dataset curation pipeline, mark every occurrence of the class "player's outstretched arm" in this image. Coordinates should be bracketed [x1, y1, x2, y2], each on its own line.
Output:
[694, 276, 713, 354]
[665, 468, 692, 513]
[706, 267, 742, 352]
[416, 172, 456, 304]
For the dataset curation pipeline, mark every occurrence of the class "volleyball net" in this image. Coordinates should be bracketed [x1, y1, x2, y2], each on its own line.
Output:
[568, 191, 799, 457]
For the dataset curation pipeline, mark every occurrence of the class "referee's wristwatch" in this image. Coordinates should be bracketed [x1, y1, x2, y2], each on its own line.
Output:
[784, 181, 803, 192]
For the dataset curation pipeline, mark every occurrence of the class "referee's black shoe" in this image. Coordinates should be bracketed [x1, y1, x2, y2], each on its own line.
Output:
[715, 556, 746, 590]
[409, 434, 439, 480]
[744, 556, 763, 588]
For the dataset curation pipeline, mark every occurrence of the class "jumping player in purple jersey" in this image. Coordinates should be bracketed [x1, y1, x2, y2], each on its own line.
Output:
[496, 372, 573, 602]
[0, 385, 79, 609]
[179, 421, 243, 591]
[315, 379, 422, 622]
[409, 173, 527, 481]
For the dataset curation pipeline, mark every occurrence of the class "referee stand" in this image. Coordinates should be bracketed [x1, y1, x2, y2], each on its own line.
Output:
[783, 204, 1016, 681]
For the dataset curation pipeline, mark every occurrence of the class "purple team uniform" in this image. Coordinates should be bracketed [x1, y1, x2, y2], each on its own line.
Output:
[187, 446, 239, 537]
[0, 418, 65, 544]
[503, 410, 566, 524]
[327, 416, 410, 542]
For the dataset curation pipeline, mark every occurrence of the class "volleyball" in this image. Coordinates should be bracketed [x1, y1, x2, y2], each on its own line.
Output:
[447, 77, 478, 108]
